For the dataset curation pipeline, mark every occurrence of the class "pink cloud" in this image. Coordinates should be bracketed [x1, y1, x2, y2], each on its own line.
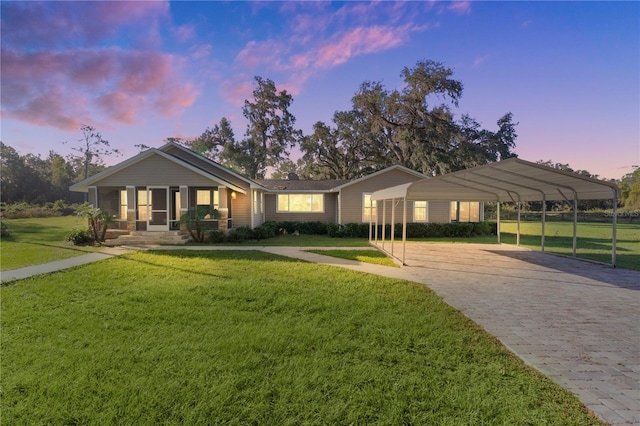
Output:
[316, 25, 405, 68]
[222, 77, 255, 107]
[173, 24, 197, 42]
[1, 47, 199, 129]
[448, 1, 472, 15]
[1, 1, 169, 49]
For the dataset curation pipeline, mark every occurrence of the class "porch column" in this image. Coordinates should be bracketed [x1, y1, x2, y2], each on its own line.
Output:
[126, 186, 136, 232]
[218, 187, 229, 234]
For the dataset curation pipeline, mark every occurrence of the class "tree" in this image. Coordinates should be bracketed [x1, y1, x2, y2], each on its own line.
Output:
[186, 117, 236, 161]
[65, 125, 121, 181]
[350, 59, 517, 176]
[620, 168, 640, 209]
[299, 110, 380, 180]
[224, 77, 301, 179]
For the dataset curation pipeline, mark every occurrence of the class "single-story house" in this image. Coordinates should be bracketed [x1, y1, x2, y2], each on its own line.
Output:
[70, 141, 483, 242]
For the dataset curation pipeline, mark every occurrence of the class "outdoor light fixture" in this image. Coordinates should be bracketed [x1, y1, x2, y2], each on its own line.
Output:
[231, 191, 236, 200]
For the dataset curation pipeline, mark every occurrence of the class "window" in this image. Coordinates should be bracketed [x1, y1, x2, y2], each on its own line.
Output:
[414, 201, 428, 222]
[195, 189, 219, 219]
[277, 194, 324, 212]
[362, 193, 377, 222]
[451, 201, 481, 222]
[120, 190, 127, 219]
[137, 189, 149, 221]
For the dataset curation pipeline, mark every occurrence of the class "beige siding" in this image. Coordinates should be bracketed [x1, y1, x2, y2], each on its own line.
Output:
[339, 169, 424, 224]
[428, 201, 451, 223]
[264, 193, 338, 223]
[231, 192, 251, 228]
[96, 154, 219, 187]
[164, 146, 251, 191]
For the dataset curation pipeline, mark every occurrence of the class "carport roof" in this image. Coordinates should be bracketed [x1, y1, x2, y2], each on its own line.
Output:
[371, 158, 618, 202]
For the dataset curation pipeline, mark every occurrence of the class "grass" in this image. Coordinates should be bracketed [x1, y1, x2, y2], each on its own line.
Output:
[1, 250, 602, 425]
[1, 216, 100, 271]
[306, 249, 400, 267]
[498, 221, 640, 270]
[214, 234, 371, 247]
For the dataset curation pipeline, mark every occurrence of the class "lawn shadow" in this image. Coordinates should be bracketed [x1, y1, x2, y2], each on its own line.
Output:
[116, 249, 307, 282]
[483, 248, 640, 290]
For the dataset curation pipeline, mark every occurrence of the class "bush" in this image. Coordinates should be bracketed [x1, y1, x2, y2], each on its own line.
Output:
[67, 229, 93, 245]
[253, 225, 277, 241]
[226, 226, 252, 243]
[1, 221, 12, 239]
[268, 221, 328, 236]
[1, 201, 79, 218]
[208, 230, 226, 244]
[329, 221, 497, 239]
[260, 221, 279, 237]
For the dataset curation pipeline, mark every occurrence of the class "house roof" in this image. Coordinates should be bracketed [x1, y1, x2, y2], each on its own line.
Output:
[331, 165, 428, 191]
[371, 158, 618, 202]
[255, 179, 350, 192]
[69, 148, 247, 194]
[158, 142, 262, 189]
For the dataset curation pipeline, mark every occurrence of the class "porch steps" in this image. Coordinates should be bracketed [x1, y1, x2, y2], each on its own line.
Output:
[104, 231, 191, 246]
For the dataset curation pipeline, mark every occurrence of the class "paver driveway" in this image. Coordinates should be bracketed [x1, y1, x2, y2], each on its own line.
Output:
[393, 243, 640, 425]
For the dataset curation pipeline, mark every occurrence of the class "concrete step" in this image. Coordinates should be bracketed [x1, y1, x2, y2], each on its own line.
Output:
[104, 231, 190, 246]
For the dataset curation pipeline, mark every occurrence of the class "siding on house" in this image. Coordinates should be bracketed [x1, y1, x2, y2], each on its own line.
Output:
[231, 192, 252, 228]
[428, 201, 451, 223]
[263, 193, 338, 223]
[162, 145, 251, 192]
[339, 169, 425, 224]
[93, 154, 220, 187]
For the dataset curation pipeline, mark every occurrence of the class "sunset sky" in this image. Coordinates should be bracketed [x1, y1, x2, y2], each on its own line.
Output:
[1, 1, 638, 180]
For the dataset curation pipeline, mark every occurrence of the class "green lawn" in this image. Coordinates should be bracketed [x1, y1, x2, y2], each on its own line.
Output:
[1, 216, 99, 271]
[499, 221, 640, 270]
[216, 234, 371, 247]
[1, 250, 602, 425]
[306, 249, 400, 267]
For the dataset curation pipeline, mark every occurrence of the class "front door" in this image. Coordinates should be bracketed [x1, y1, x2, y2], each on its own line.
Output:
[147, 186, 169, 231]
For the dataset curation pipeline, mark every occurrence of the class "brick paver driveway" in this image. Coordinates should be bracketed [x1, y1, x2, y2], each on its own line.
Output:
[395, 243, 640, 425]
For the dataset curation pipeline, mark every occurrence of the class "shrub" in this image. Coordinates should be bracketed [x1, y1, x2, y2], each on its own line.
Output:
[251, 226, 275, 241]
[268, 221, 328, 236]
[261, 221, 279, 237]
[226, 226, 252, 243]
[67, 229, 93, 245]
[329, 221, 497, 239]
[208, 230, 226, 244]
[1, 221, 12, 239]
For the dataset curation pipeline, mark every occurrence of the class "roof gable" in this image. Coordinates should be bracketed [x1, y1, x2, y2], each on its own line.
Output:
[332, 165, 428, 191]
[70, 148, 247, 193]
[158, 142, 260, 189]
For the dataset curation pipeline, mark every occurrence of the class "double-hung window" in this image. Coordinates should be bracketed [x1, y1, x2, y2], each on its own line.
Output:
[362, 193, 377, 222]
[413, 201, 428, 222]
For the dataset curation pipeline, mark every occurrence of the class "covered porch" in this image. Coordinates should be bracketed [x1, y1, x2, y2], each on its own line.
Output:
[91, 185, 237, 236]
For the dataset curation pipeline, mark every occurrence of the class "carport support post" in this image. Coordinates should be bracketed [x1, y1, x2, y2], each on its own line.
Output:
[375, 201, 379, 245]
[541, 195, 546, 252]
[573, 197, 577, 258]
[612, 191, 617, 267]
[382, 200, 386, 250]
[496, 202, 501, 244]
[402, 197, 407, 265]
[391, 198, 395, 256]
[517, 200, 521, 246]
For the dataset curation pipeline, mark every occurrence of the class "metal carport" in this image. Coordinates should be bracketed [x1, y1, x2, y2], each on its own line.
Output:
[370, 158, 619, 266]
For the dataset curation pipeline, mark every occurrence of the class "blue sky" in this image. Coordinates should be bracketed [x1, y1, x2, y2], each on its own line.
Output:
[2, 1, 638, 180]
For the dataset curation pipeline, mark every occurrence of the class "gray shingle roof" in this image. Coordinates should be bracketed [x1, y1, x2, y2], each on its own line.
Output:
[255, 179, 349, 191]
